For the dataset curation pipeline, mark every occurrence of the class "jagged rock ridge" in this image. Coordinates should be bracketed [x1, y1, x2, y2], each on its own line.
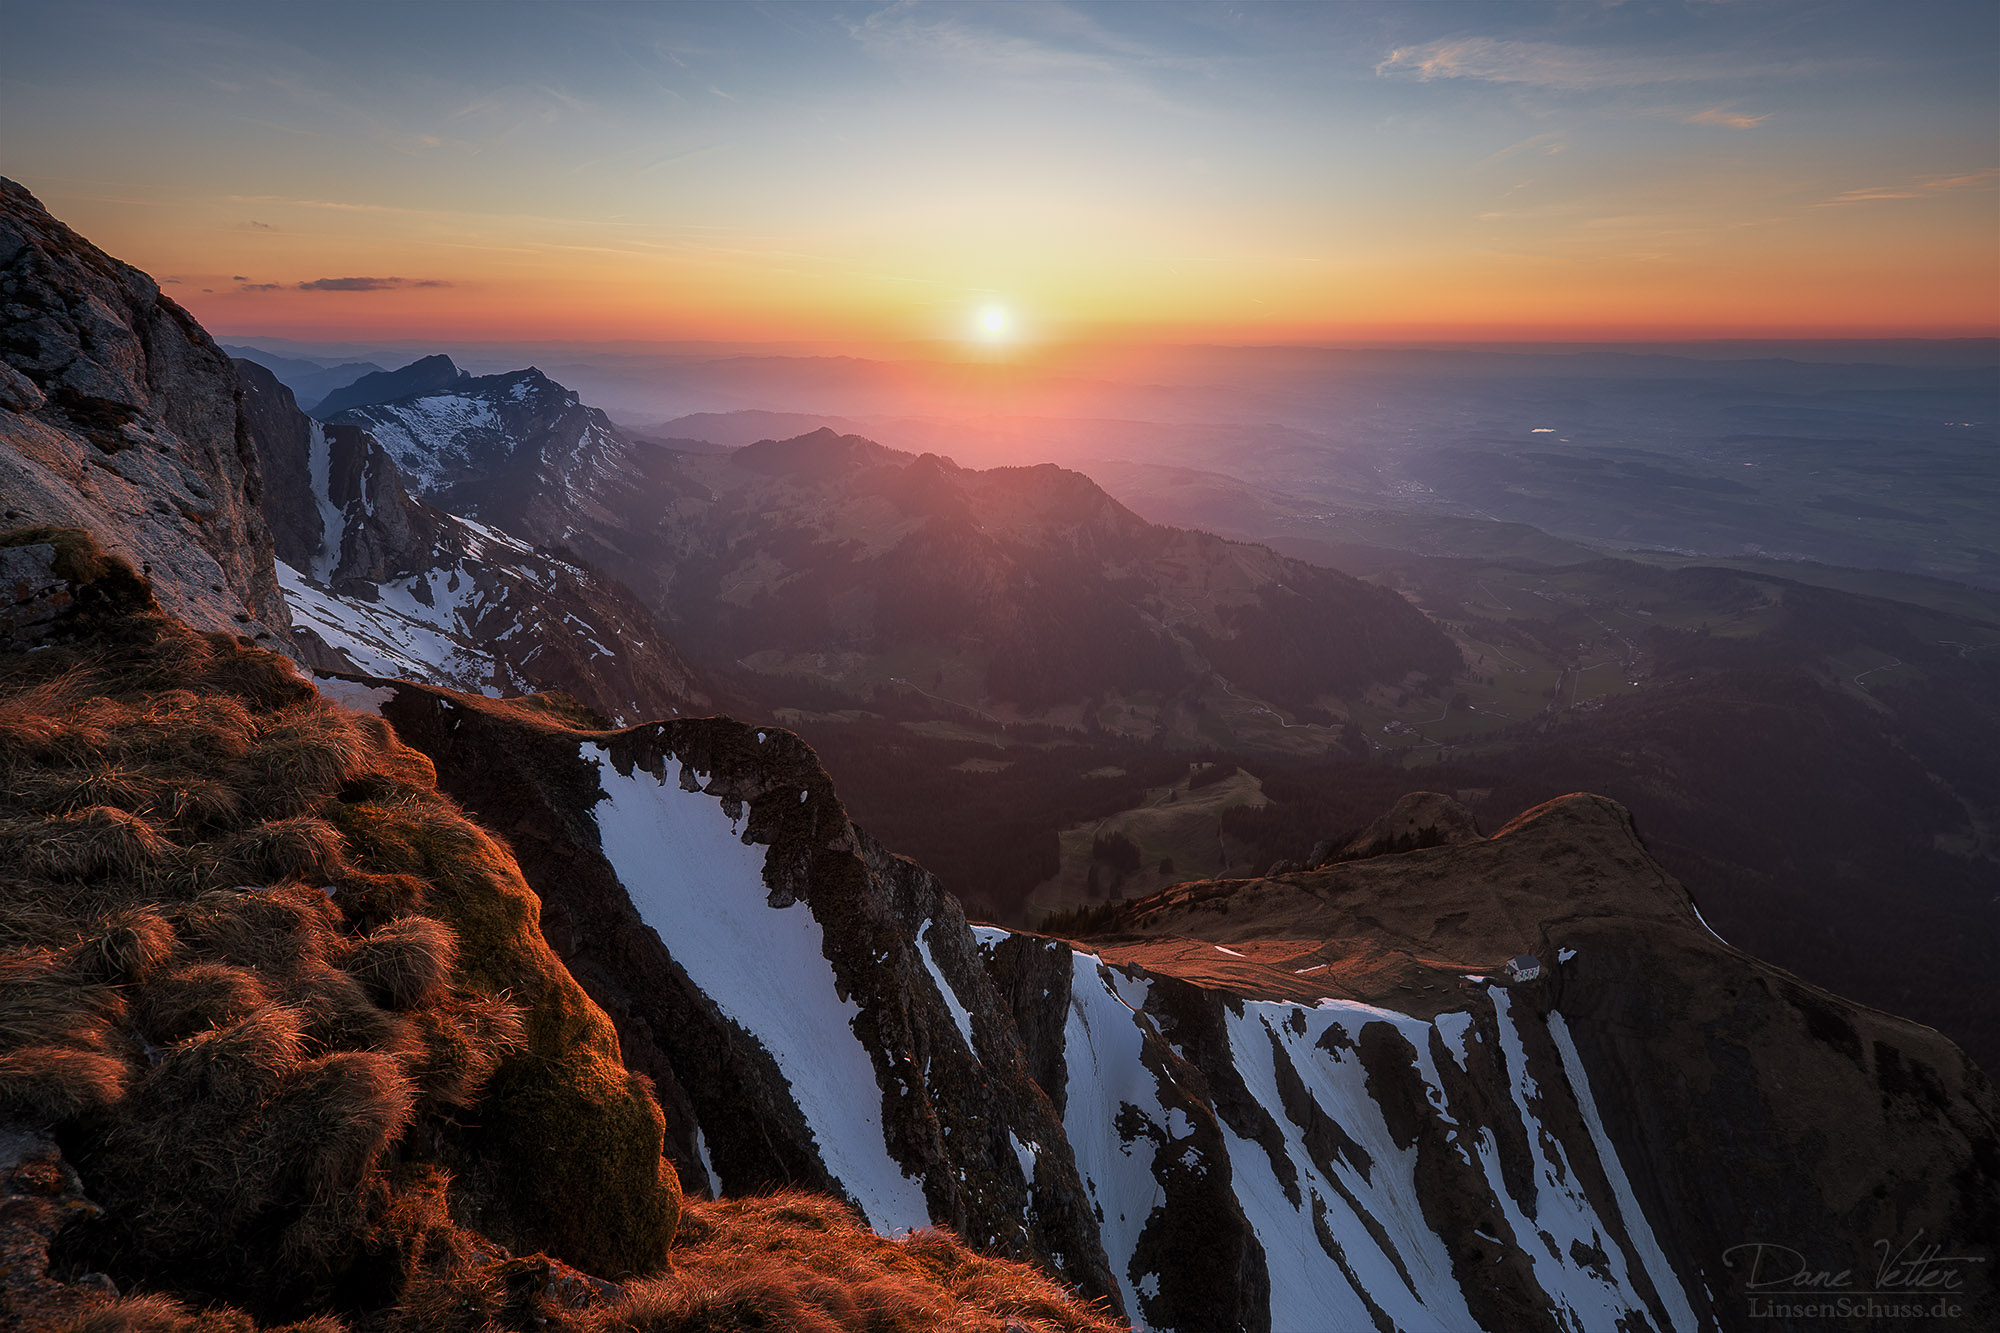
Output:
[237, 358, 701, 725]
[350, 674, 1999, 1332]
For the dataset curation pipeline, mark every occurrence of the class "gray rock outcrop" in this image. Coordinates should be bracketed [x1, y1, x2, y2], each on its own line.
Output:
[0, 177, 293, 649]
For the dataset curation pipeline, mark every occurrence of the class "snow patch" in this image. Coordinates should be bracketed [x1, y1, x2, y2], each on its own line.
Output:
[1008, 1130, 1038, 1185]
[304, 421, 346, 580]
[1060, 952, 1171, 1322]
[1433, 1010, 1476, 1073]
[916, 924, 976, 1053]
[1549, 1013, 1704, 1332]
[692, 1124, 718, 1192]
[312, 675, 397, 715]
[590, 751, 930, 1233]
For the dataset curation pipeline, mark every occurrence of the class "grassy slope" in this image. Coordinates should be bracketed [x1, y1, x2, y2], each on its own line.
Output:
[0, 530, 1125, 1333]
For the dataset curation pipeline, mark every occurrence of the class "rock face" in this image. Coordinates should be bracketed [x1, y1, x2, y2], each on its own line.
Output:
[238, 359, 703, 724]
[343, 673, 1999, 1333]
[0, 178, 293, 648]
[318, 364, 650, 548]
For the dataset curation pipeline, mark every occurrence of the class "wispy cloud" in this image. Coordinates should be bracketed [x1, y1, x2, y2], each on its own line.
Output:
[1817, 167, 2000, 205]
[1686, 108, 1769, 129]
[848, 1, 1206, 104]
[293, 277, 452, 292]
[1476, 131, 1569, 168]
[1378, 37, 1828, 90]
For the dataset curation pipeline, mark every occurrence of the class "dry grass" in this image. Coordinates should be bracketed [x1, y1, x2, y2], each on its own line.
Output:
[4, 537, 1123, 1333]
[582, 1192, 1126, 1333]
[68, 1293, 345, 1333]
[0, 602, 668, 1314]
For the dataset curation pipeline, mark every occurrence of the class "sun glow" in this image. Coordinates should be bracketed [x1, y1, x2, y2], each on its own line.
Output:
[977, 306, 1009, 340]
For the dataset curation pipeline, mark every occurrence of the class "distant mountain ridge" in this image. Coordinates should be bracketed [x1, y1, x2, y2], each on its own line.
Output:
[314, 367, 1463, 725]
[308, 351, 467, 419]
[219, 344, 386, 413]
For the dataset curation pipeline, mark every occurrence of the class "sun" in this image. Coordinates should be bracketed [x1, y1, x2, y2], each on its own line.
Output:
[977, 306, 1009, 339]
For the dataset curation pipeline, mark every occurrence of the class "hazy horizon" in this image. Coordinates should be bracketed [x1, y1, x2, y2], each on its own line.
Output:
[8, 0, 1996, 348]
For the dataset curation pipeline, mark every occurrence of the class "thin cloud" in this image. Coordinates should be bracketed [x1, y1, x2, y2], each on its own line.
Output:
[1476, 131, 1567, 168]
[239, 283, 282, 291]
[293, 276, 452, 292]
[237, 220, 278, 231]
[1686, 108, 1769, 129]
[848, 1, 1207, 105]
[1377, 37, 1827, 90]
[1817, 167, 2000, 205]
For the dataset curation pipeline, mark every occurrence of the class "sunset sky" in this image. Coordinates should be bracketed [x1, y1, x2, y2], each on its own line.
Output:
[5, 0, 1996, 346]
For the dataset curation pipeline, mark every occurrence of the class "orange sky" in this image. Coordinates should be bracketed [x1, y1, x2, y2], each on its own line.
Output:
[7, 2, 1996, 347]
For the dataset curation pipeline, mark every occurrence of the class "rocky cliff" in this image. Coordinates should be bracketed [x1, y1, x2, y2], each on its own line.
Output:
[0, 178, 293, 648]
[344, 678, 1997, 1332]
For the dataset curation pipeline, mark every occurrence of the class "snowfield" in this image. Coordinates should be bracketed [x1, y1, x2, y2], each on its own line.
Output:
[589, 751, 932, 1233]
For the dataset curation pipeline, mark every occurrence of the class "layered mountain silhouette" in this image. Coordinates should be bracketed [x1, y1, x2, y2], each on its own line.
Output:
[310, 362, 1460, 723]
[219, 345, 386, 414]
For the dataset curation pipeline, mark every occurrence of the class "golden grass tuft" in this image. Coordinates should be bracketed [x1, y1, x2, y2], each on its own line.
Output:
[283, 957, 419, 1060]
[18, 805, 176, 884]
[0, 1043, 129, 1124]
[0, 948, 129, 1124]
[348, 915, 457, 1011]
[172, 886, 344, 977]
[71, 905, 179, 985]
[208, 818, 349, 889]
[271, 1049, 418, 1194]
[136, 962, 272, 1045]
[405, 992, 528, 1108]
[585, 1193, 1126, 1333]
[2, 614, 677, 1311]
[67, 1293, 347, 1333]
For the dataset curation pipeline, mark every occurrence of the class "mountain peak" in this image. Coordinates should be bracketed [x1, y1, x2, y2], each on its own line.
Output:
[309, 353, 466, 418]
